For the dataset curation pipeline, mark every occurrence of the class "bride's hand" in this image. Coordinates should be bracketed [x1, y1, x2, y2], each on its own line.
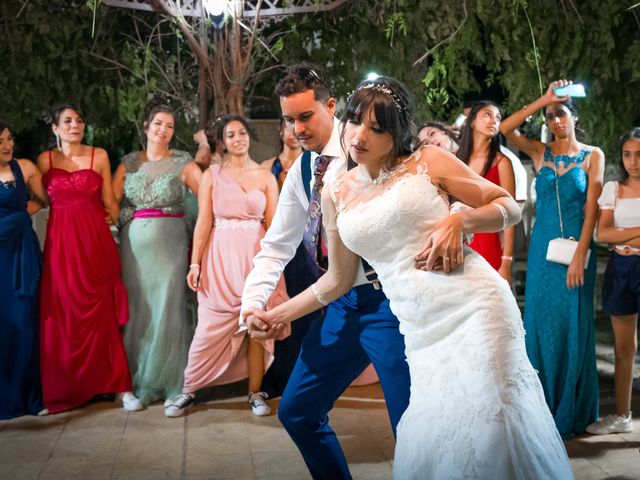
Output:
[244, 308, 288, 343]
[415, 214, 464, 272]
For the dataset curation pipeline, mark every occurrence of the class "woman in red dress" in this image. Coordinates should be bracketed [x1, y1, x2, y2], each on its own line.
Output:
[37, 104, 141, 413]
[457, 101, 516, 284]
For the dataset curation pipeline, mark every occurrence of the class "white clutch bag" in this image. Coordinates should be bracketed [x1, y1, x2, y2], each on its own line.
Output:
[546, 237, 591, 267]
[545, 159, 591, 268]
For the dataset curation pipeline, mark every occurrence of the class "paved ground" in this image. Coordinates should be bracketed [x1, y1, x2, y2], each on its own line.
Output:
[2, 312, 639, 480]
[1, 374, 639, 480]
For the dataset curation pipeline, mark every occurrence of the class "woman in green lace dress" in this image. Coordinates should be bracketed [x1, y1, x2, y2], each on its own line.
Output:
[113, 99, 202, 404]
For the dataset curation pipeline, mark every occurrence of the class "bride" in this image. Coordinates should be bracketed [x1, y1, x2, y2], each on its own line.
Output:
[245, 77, 573, 479]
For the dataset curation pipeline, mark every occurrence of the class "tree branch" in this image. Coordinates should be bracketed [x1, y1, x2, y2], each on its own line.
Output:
[242, 0, 263, 71]
[145, 0, 210, 68]
[87, 51, 139, 76]
[16, 0, 29, 18]
[412, 0, 467, 67]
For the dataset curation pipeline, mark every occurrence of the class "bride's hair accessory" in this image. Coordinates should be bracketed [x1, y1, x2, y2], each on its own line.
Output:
[348, 82, 404, 112]
[493, 202, 510, 230]
[311, 283, 329, 305]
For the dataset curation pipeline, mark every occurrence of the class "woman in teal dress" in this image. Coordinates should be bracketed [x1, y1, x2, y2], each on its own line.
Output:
[501, 80, 604, 438]
[113, 99, 202, 404]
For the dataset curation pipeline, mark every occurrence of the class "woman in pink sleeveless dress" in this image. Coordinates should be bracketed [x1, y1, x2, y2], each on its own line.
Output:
[37, 104, 140, 414]
[164, 115, 288, 418]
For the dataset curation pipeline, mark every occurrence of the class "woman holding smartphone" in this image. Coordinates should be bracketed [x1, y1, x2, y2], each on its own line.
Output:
[500, 80, 604, 439]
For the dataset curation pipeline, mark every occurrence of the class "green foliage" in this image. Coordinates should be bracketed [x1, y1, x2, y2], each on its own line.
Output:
[0, 0, 198, 162]
[384, 12, 407, 45]
[1, 0, 638, 163]
[269, 0, 639, 160]
[421, 58, 449, 116]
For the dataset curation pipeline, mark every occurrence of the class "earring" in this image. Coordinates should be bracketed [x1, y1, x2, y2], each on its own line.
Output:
[55, 132, 61, 150]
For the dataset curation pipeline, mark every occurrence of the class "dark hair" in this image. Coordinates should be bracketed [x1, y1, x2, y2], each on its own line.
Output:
[418, 121, 459, 148]
[204, 116, 223, 152]
[48, 102, 86, 126]
[545, 99, 586, 140]
[216, 115, 256, 153]
[340, 76, 415, 169]
[275, 63, 333, 102]
[143, 95, 174, 131]
[0, 119, 12, 137]
[457, 100, 502, 177]
[618, 127, 640, 182]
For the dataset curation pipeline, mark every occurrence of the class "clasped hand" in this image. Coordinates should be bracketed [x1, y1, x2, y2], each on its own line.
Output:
[243, 308, 288, 343]
[414, 214, 464, 272]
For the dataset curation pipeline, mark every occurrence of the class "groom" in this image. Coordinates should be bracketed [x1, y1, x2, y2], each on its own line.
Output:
[241, 64, 451, 479]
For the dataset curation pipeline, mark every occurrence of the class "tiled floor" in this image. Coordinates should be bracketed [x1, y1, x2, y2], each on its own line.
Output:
[1, 380, 639, 480]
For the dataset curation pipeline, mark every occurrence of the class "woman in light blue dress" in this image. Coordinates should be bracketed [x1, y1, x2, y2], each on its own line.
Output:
[501, 80, 604, 438]
[113, 99, 202, 405]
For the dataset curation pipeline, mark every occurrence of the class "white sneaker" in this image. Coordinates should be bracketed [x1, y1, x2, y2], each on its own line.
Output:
[164, 393, 195, 418]
[586, 413, 633, 435]
[37, 408, 50, 416]
[115, 392, 143, 412]
[248, 392, 271, 416]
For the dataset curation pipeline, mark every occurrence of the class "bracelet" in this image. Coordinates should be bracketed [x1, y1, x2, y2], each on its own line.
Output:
[189, 264, 200, 269]
[492, 202, 509, 230]
[501, 255, 513, 261]
[197, 143, 210, 149]
[311, 283, 329, 306]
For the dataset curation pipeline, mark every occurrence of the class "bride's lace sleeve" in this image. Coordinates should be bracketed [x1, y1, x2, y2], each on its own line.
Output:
[263, 182, 360, 324]
[312, 181, 361, 299]
[420, 146, 521, 233]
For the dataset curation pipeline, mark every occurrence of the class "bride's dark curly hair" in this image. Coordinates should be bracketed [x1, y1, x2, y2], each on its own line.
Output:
[340, 76, 417, 169]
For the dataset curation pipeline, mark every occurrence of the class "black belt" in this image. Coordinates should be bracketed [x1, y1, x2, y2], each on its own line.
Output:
[362, 258, 381, 290]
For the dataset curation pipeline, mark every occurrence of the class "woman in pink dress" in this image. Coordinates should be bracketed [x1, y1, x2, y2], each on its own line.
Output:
[37, 104, 141, 414]
[164, 115, 288, 418]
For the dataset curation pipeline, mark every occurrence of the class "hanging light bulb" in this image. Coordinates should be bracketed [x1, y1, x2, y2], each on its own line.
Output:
[203, 0, 230, 17]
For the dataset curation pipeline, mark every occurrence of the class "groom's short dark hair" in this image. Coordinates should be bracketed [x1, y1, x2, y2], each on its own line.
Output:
[275, 63, 333, 102]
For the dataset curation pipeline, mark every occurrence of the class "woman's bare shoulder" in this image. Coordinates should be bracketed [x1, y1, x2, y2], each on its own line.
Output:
[260, 157, 276, 170]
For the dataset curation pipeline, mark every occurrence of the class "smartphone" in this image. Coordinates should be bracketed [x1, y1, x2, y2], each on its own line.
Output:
[453, 113, 467, 129]
[553, 84, 586, 98]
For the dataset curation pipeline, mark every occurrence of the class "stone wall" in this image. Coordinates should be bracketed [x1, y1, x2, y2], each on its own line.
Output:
[248, 119, 281, 164]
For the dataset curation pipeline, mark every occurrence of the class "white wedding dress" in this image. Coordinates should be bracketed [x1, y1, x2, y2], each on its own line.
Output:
[331, 152, 574, 479]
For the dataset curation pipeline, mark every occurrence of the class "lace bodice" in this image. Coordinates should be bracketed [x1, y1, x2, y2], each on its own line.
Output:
[334, 156, 449, 278]
[534, 148, 590, 241]
[331, 152, 522, 348]
[119, 150, 191, 224]
[43, 168, 103, 210]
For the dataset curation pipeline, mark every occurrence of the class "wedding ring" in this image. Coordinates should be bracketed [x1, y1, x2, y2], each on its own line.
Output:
[443, 256, 451, 262]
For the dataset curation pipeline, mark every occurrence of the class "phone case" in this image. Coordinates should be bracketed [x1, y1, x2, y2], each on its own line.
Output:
[553, 84, 586, 98]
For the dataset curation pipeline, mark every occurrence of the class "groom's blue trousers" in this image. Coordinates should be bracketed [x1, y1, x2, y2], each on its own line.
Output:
[277, 283, 411, 480]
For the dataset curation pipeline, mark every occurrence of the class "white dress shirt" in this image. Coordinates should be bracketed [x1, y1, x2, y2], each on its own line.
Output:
[241, 118, 369, 317]
[500, 145, 528, 202]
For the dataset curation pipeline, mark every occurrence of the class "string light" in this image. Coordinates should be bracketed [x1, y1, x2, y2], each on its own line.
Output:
[202, 0, 230, 17]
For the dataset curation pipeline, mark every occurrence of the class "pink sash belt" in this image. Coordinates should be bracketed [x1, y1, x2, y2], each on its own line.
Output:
[133, 208, 185, 219]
